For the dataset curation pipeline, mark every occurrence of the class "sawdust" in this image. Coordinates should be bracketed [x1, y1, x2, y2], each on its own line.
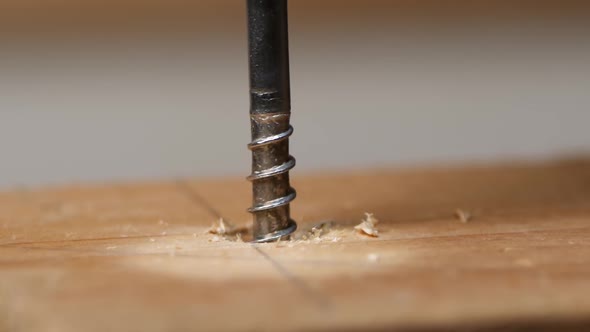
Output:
[307, 223, 328, 243]
[208, 218, 249, 236]
[207, 218, 229, 235]
[311, 227, 323, 240]
[209, 235, 222, 242]
[272, 221, 345, 245]
[206, 218, 349, 244]
[354, 213, 379, 237]
[206, 218, 251, 243]
[294, 221, 344, 243]
[455, 209, 472, 223]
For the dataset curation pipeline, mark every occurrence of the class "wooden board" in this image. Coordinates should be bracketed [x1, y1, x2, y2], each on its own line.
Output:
[1, 159, 590, 331]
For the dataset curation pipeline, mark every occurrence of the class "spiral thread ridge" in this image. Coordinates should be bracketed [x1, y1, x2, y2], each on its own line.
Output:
[247, 124, 297, 242]
[247, 125, 296, 212]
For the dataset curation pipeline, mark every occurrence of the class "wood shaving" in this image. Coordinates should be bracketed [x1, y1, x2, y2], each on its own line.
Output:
[354, 213, 379, 237]
[209, 235, 222, 242]
[311, 227, 323, 239]
[310, 226, 325, 243]
[287, 221, 347, 244]
[208, 218, 229, 235]
[207, 218, 249, 236]
[286, 221, 339, 244]
[455, 209, 472, 223]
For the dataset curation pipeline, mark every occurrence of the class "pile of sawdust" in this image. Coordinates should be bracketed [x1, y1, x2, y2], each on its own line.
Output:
[280, 221, 345, 246]
[207, 218, 249, 242]
[206, 213, 382, 244]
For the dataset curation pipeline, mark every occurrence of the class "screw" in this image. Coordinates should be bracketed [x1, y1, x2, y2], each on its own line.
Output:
[246, 0, 297, 242]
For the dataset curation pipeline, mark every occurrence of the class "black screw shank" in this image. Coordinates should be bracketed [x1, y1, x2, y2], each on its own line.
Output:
[247, 0, 296, 241]
[248, 0, 291, 114]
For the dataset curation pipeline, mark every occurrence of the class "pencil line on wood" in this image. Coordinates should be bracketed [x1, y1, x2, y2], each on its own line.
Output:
[174, 179, 331, 303]
[175, 179, 224, 220]
[252, 245, 331, 309]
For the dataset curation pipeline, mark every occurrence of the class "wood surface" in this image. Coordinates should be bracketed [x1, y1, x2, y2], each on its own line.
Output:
[1, 159, 590, 331]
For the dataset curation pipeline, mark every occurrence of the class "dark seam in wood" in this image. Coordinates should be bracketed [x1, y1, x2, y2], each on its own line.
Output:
[173, 180, 330, 307]
[252, 245, 331, 309]
[174, 179, 224, 220]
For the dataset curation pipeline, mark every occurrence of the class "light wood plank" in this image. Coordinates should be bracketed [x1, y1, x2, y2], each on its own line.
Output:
[1, 159, 590, 331]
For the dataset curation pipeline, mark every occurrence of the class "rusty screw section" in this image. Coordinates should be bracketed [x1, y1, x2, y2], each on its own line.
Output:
[246, 0, 297, 242]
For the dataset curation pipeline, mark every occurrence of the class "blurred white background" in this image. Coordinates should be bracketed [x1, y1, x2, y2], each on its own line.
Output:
[0, 0, 589, 188]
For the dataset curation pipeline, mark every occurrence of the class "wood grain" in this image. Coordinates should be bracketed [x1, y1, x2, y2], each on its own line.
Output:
[1, 159, 590, 331]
